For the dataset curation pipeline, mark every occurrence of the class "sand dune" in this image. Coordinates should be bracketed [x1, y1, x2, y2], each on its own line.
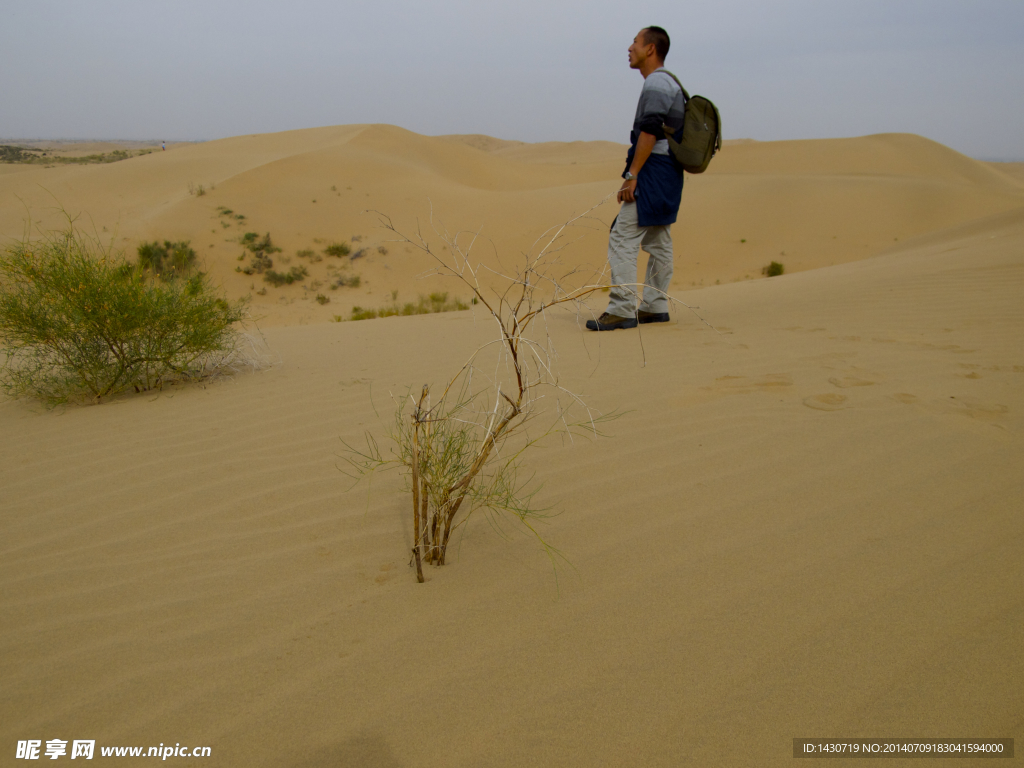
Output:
[1, 127, 1022, 766]
[2, 127, 1020, 326]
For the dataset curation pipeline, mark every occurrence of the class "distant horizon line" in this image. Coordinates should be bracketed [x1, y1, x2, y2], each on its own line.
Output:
[1, 134, 1021, 164]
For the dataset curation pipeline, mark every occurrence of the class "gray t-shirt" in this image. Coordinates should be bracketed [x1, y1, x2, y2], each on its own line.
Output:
[632, 68, 687, 155]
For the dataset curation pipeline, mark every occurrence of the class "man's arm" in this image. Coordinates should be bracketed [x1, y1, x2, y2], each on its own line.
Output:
[618, 131, 657, 203]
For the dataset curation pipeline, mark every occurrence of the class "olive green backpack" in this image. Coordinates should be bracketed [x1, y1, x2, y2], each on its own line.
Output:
[659, 70, 722, 174]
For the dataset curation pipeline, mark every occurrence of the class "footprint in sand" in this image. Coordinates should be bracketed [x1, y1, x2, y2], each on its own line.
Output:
[828, 376, 875, 388]
[374, 562, 396, 585]
[892, 393, 918, 404]
[803, 393, 847, 411]
[934, 399, 1010, 424]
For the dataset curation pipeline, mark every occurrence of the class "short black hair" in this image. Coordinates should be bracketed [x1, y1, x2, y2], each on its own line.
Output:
[642, 26, 670, 61]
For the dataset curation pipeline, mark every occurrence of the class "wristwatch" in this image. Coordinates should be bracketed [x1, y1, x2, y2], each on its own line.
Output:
[624, 172, 636, 181]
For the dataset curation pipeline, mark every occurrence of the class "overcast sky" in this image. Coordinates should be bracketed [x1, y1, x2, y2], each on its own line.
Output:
[2, 0, 1022, 159]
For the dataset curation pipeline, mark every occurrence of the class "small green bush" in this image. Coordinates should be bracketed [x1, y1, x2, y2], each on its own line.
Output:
[263, 265, 308, 286]
[324, 242, 350, 258]
[240, 232, 280, 254]
[762, 261, 784, 277]
[350, 306, 378, 321]
[241, 253, 273, 275]
[136, 240, 198, 280]
[315, 293, 330, 305]
[0, 228, 247, 406]
[329, 274, 361, 290]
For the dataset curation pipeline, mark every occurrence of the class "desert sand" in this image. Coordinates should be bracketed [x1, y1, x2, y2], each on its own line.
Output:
[1, 127, 1022, 766]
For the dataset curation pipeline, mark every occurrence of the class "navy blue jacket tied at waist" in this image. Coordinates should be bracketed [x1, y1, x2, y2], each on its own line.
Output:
[624, 136, 684, 228]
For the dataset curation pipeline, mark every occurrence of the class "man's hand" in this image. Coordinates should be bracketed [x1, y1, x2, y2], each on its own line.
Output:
[617, 130, 656, 205]
[617, 178, 637, 203]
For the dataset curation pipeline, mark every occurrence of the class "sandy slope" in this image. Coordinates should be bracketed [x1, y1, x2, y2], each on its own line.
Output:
[988, 161, 1024, 184]
[1, 129, 1023, 766]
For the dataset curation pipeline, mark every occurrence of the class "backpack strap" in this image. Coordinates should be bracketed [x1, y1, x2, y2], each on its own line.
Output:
[656, 69, 688, 140]
[655, 68, 689, 102]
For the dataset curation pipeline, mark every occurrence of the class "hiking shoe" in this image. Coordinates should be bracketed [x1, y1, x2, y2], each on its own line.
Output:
[585, 313, 638, 331]
[638, 310, 670, 324]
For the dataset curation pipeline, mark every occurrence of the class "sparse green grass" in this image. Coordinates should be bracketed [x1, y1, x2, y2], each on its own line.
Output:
[349, 292, 469, 321]
[237, 232, 282, 275]
[240, 253, 272, 275]
[240, 232, 280, 254]
[324, 242, 350, 258]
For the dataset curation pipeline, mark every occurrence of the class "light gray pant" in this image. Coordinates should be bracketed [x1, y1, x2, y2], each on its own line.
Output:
[605, 201, 674, 317]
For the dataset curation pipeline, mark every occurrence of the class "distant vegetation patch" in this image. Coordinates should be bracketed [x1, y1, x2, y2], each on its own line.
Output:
[324, 242, 350, 258]
[0, 145, 151, 165]
[330, 274, 360, 289]
[216, 206, 246, 222]
[240, 232, 280, 254]
[236, 232, 282, 276]
[348, 292, 469, 321]
[762, 261, 785, 277]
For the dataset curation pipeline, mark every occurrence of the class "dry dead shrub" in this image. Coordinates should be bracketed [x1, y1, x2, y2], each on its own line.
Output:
[344, 202, 622, 582]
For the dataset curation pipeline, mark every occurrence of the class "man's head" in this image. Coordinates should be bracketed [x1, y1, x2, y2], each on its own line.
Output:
[628, 27, 670, 73]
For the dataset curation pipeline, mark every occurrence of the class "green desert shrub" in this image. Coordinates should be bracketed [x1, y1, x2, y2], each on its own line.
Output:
[762, 261, 784, 277]
[263, 265, 308, 286]
[329, 274, 360, 290]
[136, 240, 197, 280]
[0, 227, 247, 406]
[241, 253, 273, 275]
[324, 242, 350, 258]
[240, 232, 280, 254]
[238, 232, 284, 275]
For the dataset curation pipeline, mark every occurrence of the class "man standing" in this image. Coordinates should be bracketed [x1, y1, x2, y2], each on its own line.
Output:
[587, 26, 685, 331]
